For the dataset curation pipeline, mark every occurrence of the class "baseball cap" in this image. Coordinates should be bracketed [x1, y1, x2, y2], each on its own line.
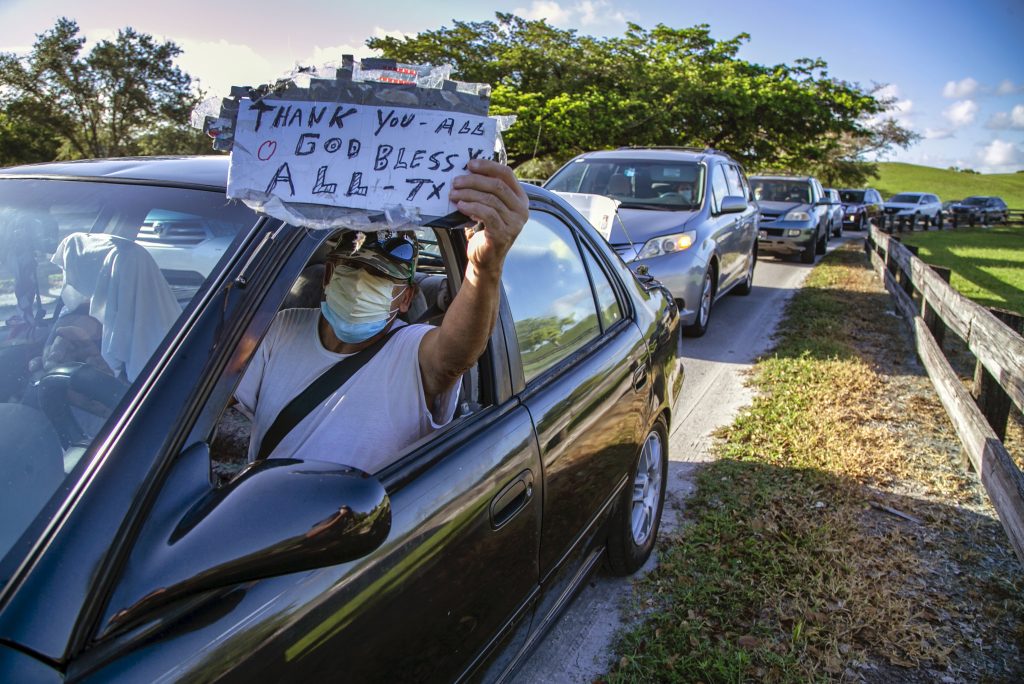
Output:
[329, 230, 419, 283]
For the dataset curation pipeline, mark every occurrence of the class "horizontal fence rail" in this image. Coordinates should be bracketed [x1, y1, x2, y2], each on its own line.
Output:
[866, 225, 1024, 563]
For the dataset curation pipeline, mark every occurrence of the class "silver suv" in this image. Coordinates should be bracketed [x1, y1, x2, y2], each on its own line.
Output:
[750, 175, 831, 264]
[545, 148, 759, 337]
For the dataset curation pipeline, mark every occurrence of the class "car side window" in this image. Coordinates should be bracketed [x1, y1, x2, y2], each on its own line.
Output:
[502, 211, 601, 383]
[709, 165, 729, 214]
[724, 165, 745, 199]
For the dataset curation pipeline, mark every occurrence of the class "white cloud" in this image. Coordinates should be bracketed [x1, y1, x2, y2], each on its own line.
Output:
[512, 0, 627, 28]
[943, 99, 978, 127]
[996, 79, 1019, 96]
[981, 139, 1024, 167]
[985, 104, 1024, 130]
[870, 84, 914, 127]
[174, 38, 283, 97]
[514, 0, 573, 25]
[942, 77, 979, 99]
[923, 128, 954, 140]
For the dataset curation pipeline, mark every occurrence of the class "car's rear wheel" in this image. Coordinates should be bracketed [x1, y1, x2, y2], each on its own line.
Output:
[607, 417, 668, 575]
[733, 245, 756, 296]
[833, 218, 843, 237]
[682, 268, 714, 337]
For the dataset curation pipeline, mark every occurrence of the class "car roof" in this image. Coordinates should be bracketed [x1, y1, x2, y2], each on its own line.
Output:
[573, 148, 722, 163]
[0, 154, 559, 217]
[749, 175, 813, 182]
[0, 156, 232, 190]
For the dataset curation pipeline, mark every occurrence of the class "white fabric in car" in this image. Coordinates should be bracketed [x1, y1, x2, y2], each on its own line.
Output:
[51, 233, 181, 382]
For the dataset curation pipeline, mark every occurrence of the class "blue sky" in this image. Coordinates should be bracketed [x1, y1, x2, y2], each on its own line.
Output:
[1, 0, 1022, 172]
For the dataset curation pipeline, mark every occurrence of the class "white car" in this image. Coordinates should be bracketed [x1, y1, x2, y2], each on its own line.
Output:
[882, 192, 943, 226]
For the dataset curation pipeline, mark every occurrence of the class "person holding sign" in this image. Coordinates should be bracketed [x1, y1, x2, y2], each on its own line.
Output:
[233, 159, 528, 473]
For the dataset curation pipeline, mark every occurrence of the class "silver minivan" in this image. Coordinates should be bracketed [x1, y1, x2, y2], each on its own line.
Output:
[545, 148, 759, 337]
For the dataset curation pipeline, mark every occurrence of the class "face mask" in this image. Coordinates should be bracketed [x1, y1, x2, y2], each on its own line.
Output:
[321, 264, 405, 343]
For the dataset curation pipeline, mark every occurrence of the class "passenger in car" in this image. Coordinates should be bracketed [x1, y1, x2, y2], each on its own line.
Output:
[233, 159, 528, 474]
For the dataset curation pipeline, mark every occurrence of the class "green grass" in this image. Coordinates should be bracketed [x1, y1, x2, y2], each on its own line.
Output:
[606, 245, 1024, 682]
[899, 224, 1024, 315]
[871, 162, 1024, 207]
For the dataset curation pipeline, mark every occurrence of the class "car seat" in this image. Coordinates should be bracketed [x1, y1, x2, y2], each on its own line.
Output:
[0, 403, 65, 555]
[607, 174, 632, 196]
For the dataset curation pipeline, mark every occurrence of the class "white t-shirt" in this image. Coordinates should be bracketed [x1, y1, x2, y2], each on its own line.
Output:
[235, 308, 460, 473]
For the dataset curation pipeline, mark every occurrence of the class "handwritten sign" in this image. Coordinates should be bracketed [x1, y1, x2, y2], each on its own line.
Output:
[227, 98, 498, 217]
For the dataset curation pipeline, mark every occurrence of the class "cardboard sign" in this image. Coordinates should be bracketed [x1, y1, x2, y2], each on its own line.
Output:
[227, 98, 497, 217]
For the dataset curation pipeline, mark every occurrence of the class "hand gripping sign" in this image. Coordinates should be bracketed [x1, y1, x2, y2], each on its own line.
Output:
[198, 57, 511, 230]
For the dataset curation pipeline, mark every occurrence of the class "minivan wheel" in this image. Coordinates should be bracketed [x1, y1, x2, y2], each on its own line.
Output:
[607, 417, 668, 575]
[682, 269, 713, 337]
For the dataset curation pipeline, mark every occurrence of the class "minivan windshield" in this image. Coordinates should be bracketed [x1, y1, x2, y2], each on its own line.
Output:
[839, 190, 865, 203]
[889, 193, 922, 203]
[0, 177, 258, 584]
[545, 159, 705, 211]
[961, 197, 987, 206]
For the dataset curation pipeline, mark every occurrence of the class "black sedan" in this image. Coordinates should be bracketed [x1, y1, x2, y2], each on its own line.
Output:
[0, 156, 682, 682]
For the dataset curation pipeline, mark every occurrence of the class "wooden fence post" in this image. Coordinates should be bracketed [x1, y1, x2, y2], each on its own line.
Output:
[902, 245, 918, 297]
[973, 308, 1024, 442]
[922, 266, 951, 349]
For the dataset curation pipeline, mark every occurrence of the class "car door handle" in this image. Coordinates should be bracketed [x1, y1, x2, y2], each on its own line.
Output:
[632, 362, 648, 392]
[490, 469, 534, 530]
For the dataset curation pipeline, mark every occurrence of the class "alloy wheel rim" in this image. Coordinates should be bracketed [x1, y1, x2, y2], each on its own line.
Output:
[630, 430, 663, 545]
[700, 273, 712, 325]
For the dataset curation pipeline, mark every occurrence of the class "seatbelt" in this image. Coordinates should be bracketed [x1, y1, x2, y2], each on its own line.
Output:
[256, 327, 401, 461]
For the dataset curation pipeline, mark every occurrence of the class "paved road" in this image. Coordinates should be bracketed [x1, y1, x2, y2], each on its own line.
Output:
[511, 231, 861, 683]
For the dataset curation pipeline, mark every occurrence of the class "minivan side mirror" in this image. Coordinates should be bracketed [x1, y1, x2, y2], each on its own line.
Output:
[719, 195, 748, 214]
[102, 445, 390, 633]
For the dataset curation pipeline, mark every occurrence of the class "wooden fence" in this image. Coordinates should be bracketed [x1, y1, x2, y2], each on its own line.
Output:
[866, 224, 1024, 563]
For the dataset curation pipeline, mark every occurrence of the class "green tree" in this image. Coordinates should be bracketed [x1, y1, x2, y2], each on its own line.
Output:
[369, 15, 913, 185]
[0, 17, 205, 162]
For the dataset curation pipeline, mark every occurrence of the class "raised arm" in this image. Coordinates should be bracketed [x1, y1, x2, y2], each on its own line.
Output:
[418, 159, 528, 402]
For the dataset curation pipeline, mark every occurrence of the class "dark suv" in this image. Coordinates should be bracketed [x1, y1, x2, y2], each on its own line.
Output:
[750, 175, 831, 264]
[838, 187, 884, 231]
[948, 196, 1009, 224]
[545, 147, 759, 337]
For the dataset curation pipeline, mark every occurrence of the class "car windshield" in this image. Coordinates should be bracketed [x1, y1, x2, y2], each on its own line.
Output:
[962, 197, 987, 206]
[890, 194, 922, 203]
[750, 179, 811, 204]
[545, 159, 705, 210]
[0, 177, 258, 583]
[839, 190, 865, 203]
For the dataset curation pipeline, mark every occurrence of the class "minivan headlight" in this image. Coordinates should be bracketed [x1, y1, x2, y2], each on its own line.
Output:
[784, 210, 811, 221]
[636, 231, 697, 260]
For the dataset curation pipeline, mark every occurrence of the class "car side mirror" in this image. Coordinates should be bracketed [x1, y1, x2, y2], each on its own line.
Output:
[719, 195, 748, 214]
[102, 445, 390, 633]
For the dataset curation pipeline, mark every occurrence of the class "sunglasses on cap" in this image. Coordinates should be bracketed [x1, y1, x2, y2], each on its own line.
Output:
[329, 231, 419, 283]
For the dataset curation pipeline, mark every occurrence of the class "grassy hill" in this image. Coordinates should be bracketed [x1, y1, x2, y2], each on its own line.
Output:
[870, 162, 1024, 207]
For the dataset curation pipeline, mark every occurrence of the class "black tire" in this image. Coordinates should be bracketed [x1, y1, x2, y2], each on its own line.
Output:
[815, 226, 827, 254]
[858, 214, 866, 231]
[800, 234, 816, 264]
[682, 268, 714, 337]
[607, 416, 669, 576]
[833, 217, 843, 237]
[733, 246, 756, 296]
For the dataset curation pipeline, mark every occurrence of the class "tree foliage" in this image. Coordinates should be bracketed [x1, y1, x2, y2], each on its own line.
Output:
[0, 17, 207, 164]
[369, 15, 915, 185]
